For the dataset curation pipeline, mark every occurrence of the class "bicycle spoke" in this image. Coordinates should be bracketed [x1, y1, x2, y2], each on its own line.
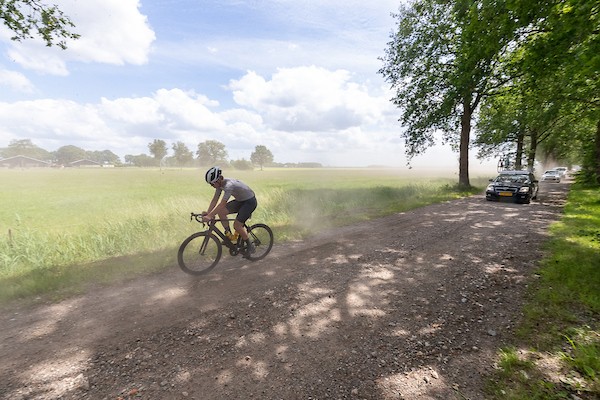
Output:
[178, 232, 222, 275]
[245, 223, 273, 261]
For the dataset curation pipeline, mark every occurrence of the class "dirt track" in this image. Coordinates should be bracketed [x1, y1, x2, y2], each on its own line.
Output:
[0, 181, 570, 400]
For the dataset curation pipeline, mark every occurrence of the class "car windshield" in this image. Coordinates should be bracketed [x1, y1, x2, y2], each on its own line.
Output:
[544, 171, 558, 175]
[495, 174, 530, 183]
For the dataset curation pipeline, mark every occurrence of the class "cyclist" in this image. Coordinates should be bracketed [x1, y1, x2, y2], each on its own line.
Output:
[202, 166, 257, 255]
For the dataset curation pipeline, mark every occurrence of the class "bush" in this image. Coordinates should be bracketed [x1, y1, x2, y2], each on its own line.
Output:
[230, 159, 254, 170]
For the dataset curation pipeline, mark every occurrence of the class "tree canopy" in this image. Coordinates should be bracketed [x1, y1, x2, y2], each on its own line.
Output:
[0, 139, 51, 160]
[0, 0, 80, 49]
[171, 141, 194, 167]
[54, 145, 86, 165]
[380, 0, 521, 187]
[250, 145, 274, 170]
[380, 0, 600, 184]
[196, 140, 229, 167]
[148, 139, 168, 162]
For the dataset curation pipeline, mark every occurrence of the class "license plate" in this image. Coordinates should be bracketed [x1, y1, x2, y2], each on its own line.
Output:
[499, 191, 513, 197]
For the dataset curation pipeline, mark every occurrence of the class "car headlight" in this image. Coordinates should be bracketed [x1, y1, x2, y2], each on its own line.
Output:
[519, 187, 530, 193]
[486, 185, 494, 191]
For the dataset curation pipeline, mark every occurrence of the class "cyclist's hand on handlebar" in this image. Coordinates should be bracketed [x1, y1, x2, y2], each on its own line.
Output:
[201, 214, 213, 222]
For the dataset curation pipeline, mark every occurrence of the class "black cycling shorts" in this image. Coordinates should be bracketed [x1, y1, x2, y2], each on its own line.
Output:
[225, 196, 257, 223]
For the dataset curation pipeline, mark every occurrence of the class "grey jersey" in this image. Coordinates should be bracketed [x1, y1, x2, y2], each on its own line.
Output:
[216, 178, 255, 202]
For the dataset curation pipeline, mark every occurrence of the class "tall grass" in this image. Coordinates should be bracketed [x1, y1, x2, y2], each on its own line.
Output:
[0, 167, 485, 303]
[486, 183, 600, 398]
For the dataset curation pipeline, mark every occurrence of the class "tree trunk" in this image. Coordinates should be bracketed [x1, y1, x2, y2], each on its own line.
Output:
[515, 131, 524, 170]
[527, 130, 538, 172]
[595, 118, 600, 184]
[459, 98, 471, 188]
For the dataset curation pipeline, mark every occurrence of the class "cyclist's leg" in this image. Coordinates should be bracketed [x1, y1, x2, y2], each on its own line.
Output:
[234, 198, 257, 256]
[221, 200, 242, 232]
[233, 197, 257, 240]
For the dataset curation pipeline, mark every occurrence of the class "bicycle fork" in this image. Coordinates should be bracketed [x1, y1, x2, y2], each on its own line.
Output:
[199, 233, 211, 255]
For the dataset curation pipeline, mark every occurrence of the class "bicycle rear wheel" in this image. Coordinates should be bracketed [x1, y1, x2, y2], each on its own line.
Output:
[178, 232, 222, 275]
[246, 223, 273, 261]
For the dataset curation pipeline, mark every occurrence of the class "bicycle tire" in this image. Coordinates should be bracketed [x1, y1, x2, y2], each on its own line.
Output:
[177, 232, 222, 275]
[245, 223, 274, 261]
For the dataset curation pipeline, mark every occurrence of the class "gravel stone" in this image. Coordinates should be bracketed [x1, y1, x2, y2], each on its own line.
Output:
[0, 181, 569, 399]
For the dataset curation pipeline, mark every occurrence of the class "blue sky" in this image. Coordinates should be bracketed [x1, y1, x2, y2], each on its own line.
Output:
[0, 0, 496, 171]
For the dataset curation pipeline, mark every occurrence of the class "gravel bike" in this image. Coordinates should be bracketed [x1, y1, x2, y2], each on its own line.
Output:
[177, 212, 274, 275]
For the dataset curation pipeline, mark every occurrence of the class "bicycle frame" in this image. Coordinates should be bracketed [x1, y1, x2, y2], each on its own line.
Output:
[191, 214, 242, 251]
[179, 212, 274, 274]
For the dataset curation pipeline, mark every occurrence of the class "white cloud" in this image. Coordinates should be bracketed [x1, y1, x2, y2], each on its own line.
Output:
[0, 68, 35, 92]
[0, 99, 112, 152]
[0, 64, 410, 166]
[229, 66, 396, 132]
[1, 0, 155, 74]
[100, 96, 162, 124]
[0, 89, 242, 155]
[153, 88, 225, 132]
[0, 89, 498, 170]
[63, 0, 155, 65]
[0, 1, 500, 170]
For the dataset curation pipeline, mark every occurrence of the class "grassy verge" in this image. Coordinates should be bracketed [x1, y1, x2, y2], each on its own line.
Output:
[0, 168, 485, 306]
[486, 183, 600, 399]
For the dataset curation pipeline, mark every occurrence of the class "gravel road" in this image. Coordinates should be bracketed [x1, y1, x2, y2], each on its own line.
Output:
[0, 181, 569, 400]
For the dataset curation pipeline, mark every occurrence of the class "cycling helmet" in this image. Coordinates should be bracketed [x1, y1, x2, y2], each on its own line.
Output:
[205, 166, 222, 184]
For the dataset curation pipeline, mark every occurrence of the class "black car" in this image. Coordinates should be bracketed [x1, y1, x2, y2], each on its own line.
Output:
[485, 171, 539, 204]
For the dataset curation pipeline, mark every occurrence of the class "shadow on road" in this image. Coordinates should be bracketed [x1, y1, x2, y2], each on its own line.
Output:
[0, 182, 571, 400]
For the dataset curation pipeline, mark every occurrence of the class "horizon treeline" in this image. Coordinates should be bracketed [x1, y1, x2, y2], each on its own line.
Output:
[0, 138, 323, 169]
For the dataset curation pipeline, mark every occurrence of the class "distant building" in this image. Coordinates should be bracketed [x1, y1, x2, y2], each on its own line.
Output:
[0, 155, 51, 168]
[69, 159, 102, 168]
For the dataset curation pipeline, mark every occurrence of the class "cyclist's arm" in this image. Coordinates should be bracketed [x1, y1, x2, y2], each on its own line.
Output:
[205, 191, 227, 219]
[207, 200, 228, 218]
[204, 191, 219, 216]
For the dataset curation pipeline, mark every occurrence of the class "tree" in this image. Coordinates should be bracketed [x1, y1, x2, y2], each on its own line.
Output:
[250, 145, 274, 170]
[475, 79, 565, 172]
[86, 150, 121, 165]
[148, 139, 168, 164]
[380, 0, 526, 187]
[171, 141, 194, 167]
[53, 145, 86, 165]
[231, 158, 254, 170]
[0, 0, 80, 49]
[476, 0, 599, 181]
[196, 140, 228, 166]
[0, 138, 51, 160]
[516, 0, 600, 182]
[124, 154, 155, 167]
[475, 89, 526, 169]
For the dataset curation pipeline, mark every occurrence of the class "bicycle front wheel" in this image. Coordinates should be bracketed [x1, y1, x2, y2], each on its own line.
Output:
[178, 232, 222, 275]
[246, 223, 274, 261]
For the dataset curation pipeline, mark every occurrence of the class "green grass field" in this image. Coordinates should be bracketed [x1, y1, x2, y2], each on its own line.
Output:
[486, 183, 600, 399]
[2, 167, 598, 397]
[0, 167, 485, 303]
